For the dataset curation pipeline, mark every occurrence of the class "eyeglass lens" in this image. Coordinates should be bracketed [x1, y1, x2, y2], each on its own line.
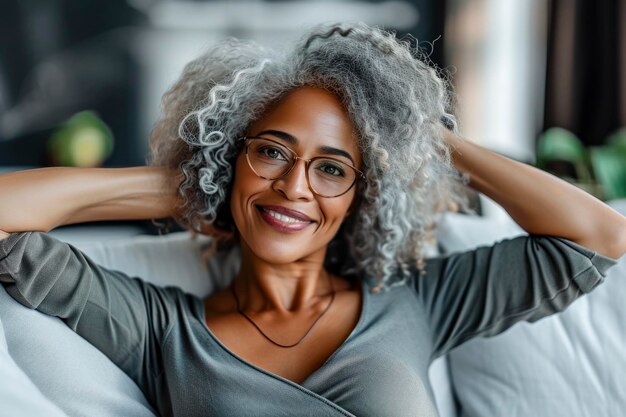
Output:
[246, 138, 357, 197]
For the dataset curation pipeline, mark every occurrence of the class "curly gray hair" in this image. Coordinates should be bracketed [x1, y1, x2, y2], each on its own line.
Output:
[149, 21, 473, 293]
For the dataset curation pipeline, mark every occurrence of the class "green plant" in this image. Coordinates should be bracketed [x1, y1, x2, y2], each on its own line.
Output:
[535, 127, 626, 201]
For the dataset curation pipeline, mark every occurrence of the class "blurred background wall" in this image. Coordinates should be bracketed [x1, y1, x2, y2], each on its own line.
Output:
[1, 0, 624, 206]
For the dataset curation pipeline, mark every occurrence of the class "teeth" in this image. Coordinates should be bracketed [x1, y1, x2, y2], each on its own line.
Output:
[264, 208, 308, 224]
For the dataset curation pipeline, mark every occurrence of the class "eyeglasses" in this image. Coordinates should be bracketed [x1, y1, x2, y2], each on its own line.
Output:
[238, 136, 365, 198]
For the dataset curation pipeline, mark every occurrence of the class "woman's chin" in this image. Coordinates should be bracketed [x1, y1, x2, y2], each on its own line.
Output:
[242, 238, 325, 266]
[249, 244, 305, 265]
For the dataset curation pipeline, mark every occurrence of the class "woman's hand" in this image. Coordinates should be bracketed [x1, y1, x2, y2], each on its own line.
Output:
[441, 127, 626, 259]
[0, 166, 182, 233]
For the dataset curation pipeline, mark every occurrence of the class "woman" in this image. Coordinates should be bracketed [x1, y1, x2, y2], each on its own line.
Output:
[1, 22, 624, 417]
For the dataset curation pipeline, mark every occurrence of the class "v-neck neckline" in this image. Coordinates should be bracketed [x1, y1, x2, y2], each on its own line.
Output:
[196, 277, 369, 389]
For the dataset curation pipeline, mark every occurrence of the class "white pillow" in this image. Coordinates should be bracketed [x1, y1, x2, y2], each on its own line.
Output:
[0, 311, 70, 417]
[438, 203, 626, 417]
[73, 231, 240, 297]
[428, 356, 458, 417]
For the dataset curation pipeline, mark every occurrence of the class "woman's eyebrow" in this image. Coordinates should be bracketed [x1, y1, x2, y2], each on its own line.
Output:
[255, 129, 356, 165]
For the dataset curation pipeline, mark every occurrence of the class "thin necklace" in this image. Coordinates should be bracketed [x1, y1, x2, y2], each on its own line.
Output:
[229, 273, 336, 348]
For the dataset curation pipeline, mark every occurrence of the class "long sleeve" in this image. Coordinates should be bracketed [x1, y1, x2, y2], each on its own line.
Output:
[0, 231, 181, 398]
[412, 234, 619, 360]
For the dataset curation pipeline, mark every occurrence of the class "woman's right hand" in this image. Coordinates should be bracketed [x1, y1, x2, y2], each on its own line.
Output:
[0, 166, 181, 233]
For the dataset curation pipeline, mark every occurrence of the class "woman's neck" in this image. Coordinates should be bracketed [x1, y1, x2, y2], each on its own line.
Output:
[233, 242, 334, 315]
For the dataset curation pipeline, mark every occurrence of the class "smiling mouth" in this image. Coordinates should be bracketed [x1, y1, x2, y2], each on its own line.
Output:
[256, 205, 314, 232]
[257, 206, 312, 223]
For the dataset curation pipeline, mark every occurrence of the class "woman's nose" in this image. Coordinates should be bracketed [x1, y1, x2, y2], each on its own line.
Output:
[272, 158, 314, 201]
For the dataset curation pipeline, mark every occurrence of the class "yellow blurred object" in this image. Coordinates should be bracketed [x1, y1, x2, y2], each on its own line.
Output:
[48, 111, 114, 167]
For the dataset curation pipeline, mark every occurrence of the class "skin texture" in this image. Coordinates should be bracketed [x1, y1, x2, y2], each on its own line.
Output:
[203, 86, 364, 384]
[0, 167, 177, 235]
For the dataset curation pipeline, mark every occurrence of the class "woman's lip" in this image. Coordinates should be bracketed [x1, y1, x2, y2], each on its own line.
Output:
[256, 206, 314, 233]
[257, 205, 314, 222]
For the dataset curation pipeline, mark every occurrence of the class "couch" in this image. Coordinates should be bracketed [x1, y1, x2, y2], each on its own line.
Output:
[1, 200, 625, 417]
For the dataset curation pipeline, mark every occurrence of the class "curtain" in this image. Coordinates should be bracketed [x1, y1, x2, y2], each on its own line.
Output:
[543, 0, 625, 146]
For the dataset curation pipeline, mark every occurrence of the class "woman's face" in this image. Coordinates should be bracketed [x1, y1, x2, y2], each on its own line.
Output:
[230, 86, 362, 265]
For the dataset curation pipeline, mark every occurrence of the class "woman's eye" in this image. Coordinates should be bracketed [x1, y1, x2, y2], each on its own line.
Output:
[258, 146, 287, 160]
[317, 163, 345, 177]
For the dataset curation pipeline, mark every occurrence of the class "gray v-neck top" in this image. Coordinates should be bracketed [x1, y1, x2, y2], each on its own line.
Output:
[0, 231, 617, 417]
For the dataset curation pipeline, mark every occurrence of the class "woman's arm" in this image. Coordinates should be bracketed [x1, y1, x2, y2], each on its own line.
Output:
[0, 166, 181, 235]
[443, 129, 626, 259]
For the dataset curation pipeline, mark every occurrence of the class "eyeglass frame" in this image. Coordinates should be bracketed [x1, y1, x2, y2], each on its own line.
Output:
[236, 136, 366, 198]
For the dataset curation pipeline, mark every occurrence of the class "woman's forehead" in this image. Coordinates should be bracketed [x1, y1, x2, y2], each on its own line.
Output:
[248, 86, 361, 164]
